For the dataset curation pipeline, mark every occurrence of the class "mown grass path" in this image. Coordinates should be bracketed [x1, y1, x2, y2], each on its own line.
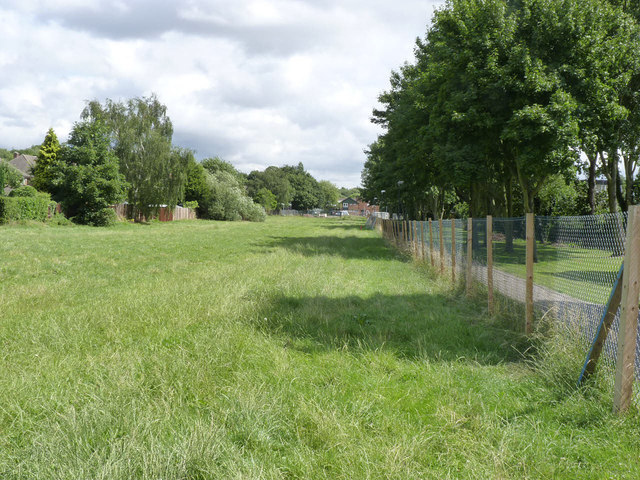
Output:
[0, 217, 638, 479]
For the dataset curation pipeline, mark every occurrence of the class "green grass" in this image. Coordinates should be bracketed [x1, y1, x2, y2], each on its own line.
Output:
[0, 217, 638, 479]
[491, 239, 621, 304]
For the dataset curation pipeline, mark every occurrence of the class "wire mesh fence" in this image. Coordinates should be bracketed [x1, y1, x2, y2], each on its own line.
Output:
[371, 213, 640, 405]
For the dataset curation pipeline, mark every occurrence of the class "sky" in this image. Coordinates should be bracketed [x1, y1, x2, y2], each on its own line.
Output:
[0, 0, 442, 187]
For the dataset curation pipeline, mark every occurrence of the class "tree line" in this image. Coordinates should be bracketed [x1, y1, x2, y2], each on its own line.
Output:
[361, 0, 640, 220]
[1, 95, 350, 225]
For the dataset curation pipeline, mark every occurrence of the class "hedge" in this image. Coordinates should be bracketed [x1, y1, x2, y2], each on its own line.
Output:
[0, 196, 55, 223]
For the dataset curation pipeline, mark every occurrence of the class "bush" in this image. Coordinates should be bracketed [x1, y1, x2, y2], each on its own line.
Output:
[81, 207, 118, 227]
[200, 171, 266, 222]
[8, 185, 38, 197]
[0, 195, 52, 223]
[47, 212, 72, 226]
[183, 200, 198, 210]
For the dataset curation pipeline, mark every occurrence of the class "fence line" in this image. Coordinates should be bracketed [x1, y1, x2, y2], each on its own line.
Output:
[111, 204, 196, 222]
[366, 212, 640, 410]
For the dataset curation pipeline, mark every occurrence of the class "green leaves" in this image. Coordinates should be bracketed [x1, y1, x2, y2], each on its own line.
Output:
[363, 0, 640, 216]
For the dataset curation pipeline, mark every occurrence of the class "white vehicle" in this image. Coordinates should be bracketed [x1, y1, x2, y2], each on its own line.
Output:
[336, 210, 350, 216]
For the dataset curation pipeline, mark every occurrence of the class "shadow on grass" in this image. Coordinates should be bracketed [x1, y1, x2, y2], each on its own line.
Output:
[252, 292, 529, 365]
[254, 235, 402, 261]
[317, 222, 367, 231]
[538, 270, 618, 288]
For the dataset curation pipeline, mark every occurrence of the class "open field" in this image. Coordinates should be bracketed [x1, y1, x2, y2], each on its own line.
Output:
[1, 216, 639, 479]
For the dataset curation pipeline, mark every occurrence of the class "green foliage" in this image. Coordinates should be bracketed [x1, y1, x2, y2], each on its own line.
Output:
[8, 185, 37, 197]
[363, 0, 640, 217]
[255, 187, 277, 213]
[183, 200, 198, 210]
[281, 162, 320, 210]
[247, 166, 292, 206]
[202, 157, 247, 185]
[317, 180, 340, 210]
[536, 174, 581, 216]
[0, 194, 52, 223]
[83, 207, 118, 227]
[51, 118, 127, 226]
[32, 128, 60, 193]
[184, 153, 208, 214]
[339, 187, 360, 198]
[1, 160, 23, 193]
[200, 171, 265, 222]
[84, 95, 187, 219]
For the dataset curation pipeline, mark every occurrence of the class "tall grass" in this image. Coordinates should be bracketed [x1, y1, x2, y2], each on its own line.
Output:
[0, 217, 638, 479]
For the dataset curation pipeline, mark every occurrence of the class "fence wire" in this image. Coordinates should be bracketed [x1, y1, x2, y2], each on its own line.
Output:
[373, 213, 639, 403]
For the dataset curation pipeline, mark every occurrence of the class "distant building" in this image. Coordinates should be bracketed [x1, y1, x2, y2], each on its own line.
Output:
[3, 152, 37, 194]
[9, 152, 37, 185]
[338, 197, 358, 210]
[346, 198, 380, 217]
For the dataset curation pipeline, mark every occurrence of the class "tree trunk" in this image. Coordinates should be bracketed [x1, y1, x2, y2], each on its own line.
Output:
[505, 177, 514, 253]
[623, 151, 637, 210]
[602, 151, 619, 213]
[587, 151, 597, 214]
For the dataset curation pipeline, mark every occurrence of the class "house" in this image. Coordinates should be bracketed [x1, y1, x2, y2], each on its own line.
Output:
[338, 197, 358, 210]
[346, 198, 380, 217]
[9, 152, 37, 186]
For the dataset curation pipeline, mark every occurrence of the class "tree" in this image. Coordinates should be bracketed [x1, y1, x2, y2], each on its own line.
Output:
[32, 128, 60, 193]
[202, 157, 247, 185]
[255, 188, 277, 213]
[84, 95, 188, 219]
[247, 166, 292, 207]
[199, 170, 265, 222]
[318, 180, 339, 210]
[183, 152, 208, 215]
[281, 162, 320, 210]
[51, 118, 127, 226]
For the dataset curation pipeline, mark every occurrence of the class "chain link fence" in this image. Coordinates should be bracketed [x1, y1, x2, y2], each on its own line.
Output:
[371, 214, 639, 404]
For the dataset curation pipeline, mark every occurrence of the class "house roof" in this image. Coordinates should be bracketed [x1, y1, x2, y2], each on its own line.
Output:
[9, 154, 37, 178]
[338, 197, 358, 204]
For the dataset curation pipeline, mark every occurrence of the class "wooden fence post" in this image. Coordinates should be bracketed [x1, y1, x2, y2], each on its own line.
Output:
[487, 215, 494, 314]
[421, 222, 426, 261]
[451, 218, 456, 282]
[614, 205, 640, 413]
[429, 219, 434, 266]
[439, 217, 445, 275]
[413, 221, 418, 258]
[466, 217, 473, 296]
[525, 212, 534, 335]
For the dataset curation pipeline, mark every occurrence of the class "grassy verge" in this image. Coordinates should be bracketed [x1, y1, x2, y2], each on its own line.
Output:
[0, 216, 638, 479]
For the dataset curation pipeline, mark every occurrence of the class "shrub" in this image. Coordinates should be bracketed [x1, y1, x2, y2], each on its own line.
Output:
[81, 207, 118, 227]
[0, 195, 52, 223]
[8, 185, 38, 197]
[47, 212, 72, 226]
[183, 200, 198, 210]
[200, 171, 266, 222]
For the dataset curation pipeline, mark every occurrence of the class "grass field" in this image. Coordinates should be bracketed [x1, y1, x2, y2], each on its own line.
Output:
[491, 239, 621, 304]
[1, 216, 639, 479]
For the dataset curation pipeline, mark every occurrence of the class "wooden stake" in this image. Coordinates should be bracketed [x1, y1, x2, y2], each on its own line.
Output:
[429, 219, 434, 266]
[579, 264, 623, 384]
[439, 217, 444, 275]
[487, 215, 494, 314]
[614, 205, 640, 413]
[466, 217, 473, 296]
[451, 218, 456, 282]
[525, 212, 534, 335]
[421, 222, 426, 260]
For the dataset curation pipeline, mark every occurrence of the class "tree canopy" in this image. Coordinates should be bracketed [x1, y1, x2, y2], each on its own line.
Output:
[362, 0, 640, 218]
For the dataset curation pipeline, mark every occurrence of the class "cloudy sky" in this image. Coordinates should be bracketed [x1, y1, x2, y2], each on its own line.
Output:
[1, 0, 441, 187]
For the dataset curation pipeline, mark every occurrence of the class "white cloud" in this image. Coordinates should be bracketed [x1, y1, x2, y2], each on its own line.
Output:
[0, 0, 441, 187]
